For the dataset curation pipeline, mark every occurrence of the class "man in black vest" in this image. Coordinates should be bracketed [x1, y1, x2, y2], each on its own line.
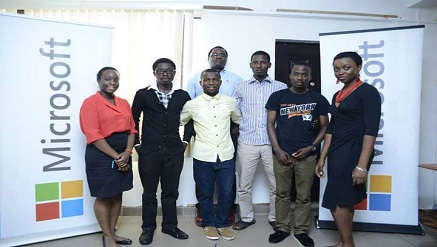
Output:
[132, 58, 194, 245]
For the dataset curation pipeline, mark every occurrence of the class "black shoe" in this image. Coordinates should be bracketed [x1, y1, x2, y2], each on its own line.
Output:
[293, 233, 314, 247]
[115, 237, 132, 245]
[268, 230, 290, 244]
[162, 227, 189, 240]
[139, 230, 154, 245]
[269, 221, 278, 231]
[232, 219, 256, 230]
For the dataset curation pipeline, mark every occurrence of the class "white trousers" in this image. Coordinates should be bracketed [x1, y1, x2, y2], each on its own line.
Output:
[236, 142, 276, 222]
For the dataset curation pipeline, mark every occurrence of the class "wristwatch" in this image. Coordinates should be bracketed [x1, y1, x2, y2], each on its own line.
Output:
[309, 144, 317, 152]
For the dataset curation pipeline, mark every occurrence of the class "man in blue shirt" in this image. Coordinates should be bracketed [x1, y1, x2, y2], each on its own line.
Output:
[186, 46, 243, 98]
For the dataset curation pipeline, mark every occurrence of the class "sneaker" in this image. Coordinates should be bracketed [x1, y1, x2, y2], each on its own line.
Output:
[232, 219, 256, 230]
[293, 233, 314, 247]
[217, 227, 235, 241]
[268, 230, 290, 244]
[204, 226, 219, 240]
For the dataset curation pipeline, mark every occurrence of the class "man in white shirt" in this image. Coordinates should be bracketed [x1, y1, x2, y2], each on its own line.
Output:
[232, 51, 287, 231]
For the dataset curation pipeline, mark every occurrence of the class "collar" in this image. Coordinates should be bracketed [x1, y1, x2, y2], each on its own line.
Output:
[218, 68, 227, 74]
[201, 93, 221, 101]
[248, 75, 273, 84]
[149, 82, 174, 94]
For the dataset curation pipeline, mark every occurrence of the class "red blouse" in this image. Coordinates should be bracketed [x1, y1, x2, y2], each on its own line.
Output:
[80, 92, 137, 144]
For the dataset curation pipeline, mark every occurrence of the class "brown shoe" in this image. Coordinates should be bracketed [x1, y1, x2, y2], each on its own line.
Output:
[204, 226, 219, 240]
[217, 227, 235, 241]
[232, 219, 256, 230]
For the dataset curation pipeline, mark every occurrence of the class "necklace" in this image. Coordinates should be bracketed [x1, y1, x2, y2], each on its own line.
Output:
[335, 78, 362, 103]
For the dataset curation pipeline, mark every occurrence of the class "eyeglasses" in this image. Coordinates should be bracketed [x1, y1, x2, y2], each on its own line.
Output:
[155, 69, 175, 75]
[210, 53, 227, 58]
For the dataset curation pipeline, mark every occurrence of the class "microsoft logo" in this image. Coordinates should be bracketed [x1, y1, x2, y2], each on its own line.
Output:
[35, 180, 84, 221]
[355, 175, 392, 211]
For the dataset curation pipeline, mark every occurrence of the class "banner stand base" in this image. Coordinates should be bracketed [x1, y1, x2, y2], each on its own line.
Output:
[315, 217, 424, 235]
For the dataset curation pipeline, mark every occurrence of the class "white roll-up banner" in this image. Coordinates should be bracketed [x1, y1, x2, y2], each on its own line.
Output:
[0, 13, 113, 246]
[318, 25, 424, 234]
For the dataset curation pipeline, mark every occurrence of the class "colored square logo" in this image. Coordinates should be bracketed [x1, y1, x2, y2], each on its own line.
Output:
[35, 180, 84, 222]
[369, 175, 392, 193]
[35, 182, 59, 202]
[36, 202, 59, 221]
[369, 194, 391, 211]
[62, 199, 84, 218]
[355, 175, 392, 212]
[61, 180, 83, 199]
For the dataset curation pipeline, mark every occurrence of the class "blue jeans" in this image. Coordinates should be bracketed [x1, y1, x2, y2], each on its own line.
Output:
[193, 157, 235, 228]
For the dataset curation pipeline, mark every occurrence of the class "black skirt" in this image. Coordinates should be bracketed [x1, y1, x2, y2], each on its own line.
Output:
[85, 132, 133, 197]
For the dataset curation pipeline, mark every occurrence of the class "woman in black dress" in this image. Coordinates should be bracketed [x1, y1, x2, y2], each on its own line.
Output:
[80, 67, 137, 247]
[315, 52, 381, 247]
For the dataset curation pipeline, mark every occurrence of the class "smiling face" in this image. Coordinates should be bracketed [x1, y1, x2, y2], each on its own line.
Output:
[333, 57, 362, 84]
[98, 69, 120, 94]
[250, 54, 271, 80]
[200, 71, 222, 96]
[208, 47, 228, 70]
[289, 65, 311, 90]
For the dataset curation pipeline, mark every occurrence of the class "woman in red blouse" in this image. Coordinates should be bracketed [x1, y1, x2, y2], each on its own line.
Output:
[80, 67, 137, 247]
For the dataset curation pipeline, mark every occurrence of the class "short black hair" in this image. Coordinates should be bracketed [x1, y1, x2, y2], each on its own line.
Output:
[251, 50, 270, 62]
[152, 58, 176, 71]
[333, 51, 363, 66]
[97, 67, 118, 80]
[291, 61, 312, 73]
[201, 68, 221, 79]
[207, 46, 228, 58]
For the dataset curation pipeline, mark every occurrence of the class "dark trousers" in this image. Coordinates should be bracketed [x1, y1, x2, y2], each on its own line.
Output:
[138, 147, 184, 231]
[194, 157, 235, 227]
[195, 128, 239, 226]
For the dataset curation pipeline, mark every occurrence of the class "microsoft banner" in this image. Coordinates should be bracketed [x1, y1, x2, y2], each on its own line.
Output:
[318, 26, 424, 234]
[0, 13, 113, 246]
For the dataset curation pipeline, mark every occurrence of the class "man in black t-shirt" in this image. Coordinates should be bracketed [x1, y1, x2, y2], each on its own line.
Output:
[265, 61, 329, 247]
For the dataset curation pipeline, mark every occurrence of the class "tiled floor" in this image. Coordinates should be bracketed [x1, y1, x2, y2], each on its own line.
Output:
[23, 214, 437, 247]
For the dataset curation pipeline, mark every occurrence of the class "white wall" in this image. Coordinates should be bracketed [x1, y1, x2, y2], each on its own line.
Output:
[5, 0, 436, 208]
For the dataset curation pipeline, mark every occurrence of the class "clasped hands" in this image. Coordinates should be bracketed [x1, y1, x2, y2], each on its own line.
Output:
[114, 151, 131, 172]
[276, 146, 312, 165]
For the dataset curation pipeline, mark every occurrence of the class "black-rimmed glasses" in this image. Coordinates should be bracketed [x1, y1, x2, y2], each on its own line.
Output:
[155, 69, 175, 74]
[210, 53, 227, 58]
